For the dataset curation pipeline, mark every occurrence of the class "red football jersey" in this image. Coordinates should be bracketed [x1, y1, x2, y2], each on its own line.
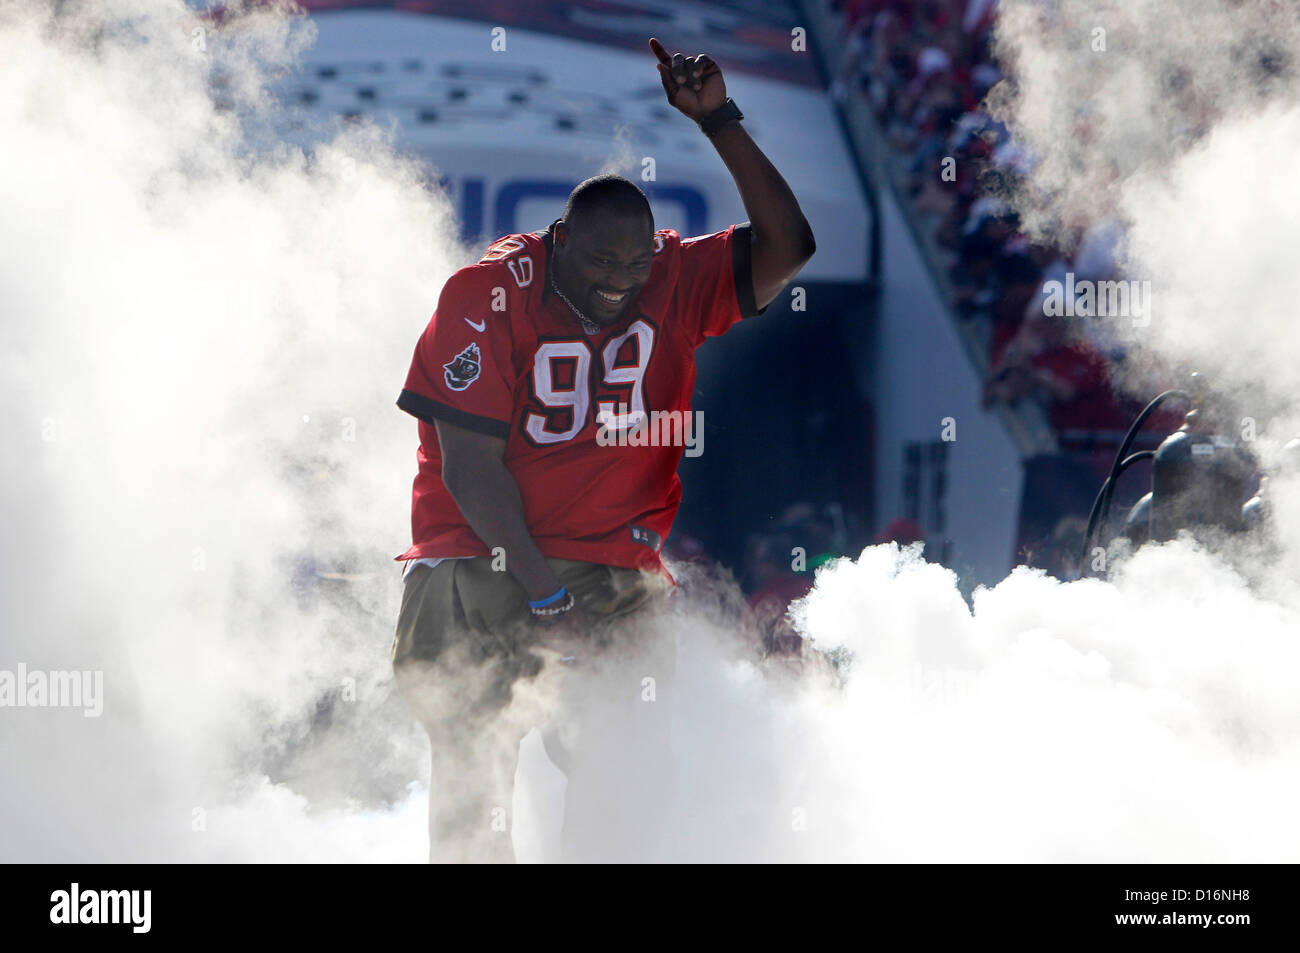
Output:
[395, 218, 766, 572]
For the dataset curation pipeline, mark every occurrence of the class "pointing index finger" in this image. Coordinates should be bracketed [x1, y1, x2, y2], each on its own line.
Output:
[648, 37, 672, 66]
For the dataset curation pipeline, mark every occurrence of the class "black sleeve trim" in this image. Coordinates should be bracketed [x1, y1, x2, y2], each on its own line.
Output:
[730, 222, 769, 318]
[397, 389, 509, 439]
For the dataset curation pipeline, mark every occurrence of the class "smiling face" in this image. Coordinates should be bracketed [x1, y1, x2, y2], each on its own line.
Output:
[552, 210, 655, 327]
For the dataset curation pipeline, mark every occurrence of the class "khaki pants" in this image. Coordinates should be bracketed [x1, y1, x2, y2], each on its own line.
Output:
[392, 556, 674, 863]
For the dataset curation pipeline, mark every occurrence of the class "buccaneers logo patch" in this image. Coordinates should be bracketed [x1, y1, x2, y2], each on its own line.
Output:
[443, 343, 482, 391]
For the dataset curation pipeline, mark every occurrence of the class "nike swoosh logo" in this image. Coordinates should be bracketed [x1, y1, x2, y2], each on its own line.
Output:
[465, 317, 486, 332]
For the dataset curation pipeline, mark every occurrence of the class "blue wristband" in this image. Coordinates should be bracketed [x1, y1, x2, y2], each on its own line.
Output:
[529, 587, 568, 609]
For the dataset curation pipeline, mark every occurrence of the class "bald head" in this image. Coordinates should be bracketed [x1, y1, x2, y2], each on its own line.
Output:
[562, 174, 654, 234]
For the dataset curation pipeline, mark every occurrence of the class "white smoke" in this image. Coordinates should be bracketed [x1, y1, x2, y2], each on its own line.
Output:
[987, 0, 1300, 416]
[2, 0, 1299, 863]
[0, 0, 449, 860]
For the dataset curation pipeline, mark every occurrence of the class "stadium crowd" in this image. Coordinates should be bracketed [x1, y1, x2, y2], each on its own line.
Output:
[827, 0, 1188, 574]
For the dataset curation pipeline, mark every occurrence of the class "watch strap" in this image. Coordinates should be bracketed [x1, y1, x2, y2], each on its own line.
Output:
[699, 98, 743, 138]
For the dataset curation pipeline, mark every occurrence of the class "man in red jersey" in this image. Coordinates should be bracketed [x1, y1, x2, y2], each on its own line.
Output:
[392, 37, 816, 862]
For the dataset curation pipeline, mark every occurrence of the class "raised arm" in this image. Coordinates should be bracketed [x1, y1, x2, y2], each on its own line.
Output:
[649, 37, 816, 312]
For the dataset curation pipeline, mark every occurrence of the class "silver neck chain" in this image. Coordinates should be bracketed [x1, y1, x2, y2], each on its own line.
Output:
[550, 269, 602, 336]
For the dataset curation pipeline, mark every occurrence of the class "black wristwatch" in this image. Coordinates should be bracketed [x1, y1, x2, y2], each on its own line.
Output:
[698, 98, 743, 138]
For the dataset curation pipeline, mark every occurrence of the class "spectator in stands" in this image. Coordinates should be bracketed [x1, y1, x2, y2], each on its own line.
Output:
[982, 314, 1126, 433]
[744, 531, 812, 656]
[829, 0, 1203, 569]
[742, 501, 850, 655]
[949, 229, 1002, 317]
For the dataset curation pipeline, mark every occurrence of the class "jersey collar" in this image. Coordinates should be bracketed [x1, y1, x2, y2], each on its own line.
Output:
[534, 218, 560, 304]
